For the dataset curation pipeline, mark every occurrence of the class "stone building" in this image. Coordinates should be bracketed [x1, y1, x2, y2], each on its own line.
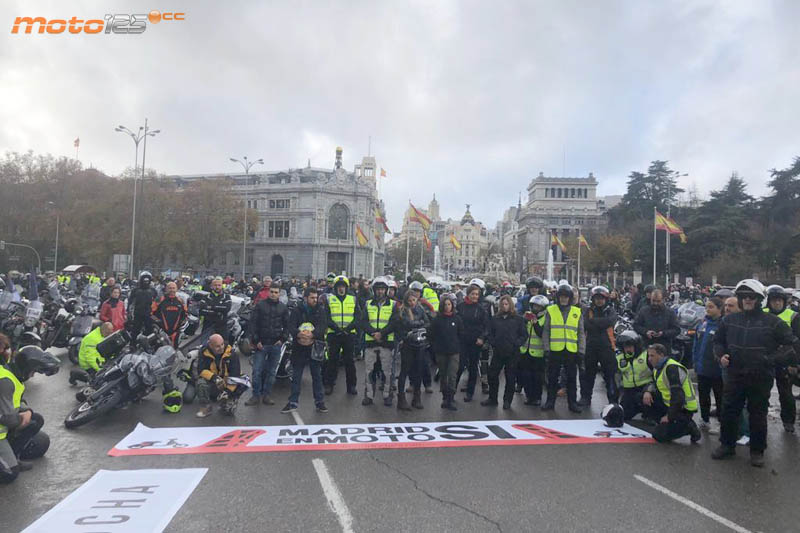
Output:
[169, 147, 384, 280]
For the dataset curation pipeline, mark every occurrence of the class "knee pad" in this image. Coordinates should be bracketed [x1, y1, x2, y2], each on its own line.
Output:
[19, 431, 50, 460]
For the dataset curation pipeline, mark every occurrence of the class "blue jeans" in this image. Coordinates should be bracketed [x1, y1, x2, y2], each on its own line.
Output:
[288, 351, 324, 406]
[252, 344, 282, 397]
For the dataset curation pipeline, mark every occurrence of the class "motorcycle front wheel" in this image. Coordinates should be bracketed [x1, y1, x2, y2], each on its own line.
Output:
[64, 386, 123, 428]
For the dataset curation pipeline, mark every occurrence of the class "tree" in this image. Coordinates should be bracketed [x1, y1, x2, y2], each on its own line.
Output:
[613, 161, 684, 223]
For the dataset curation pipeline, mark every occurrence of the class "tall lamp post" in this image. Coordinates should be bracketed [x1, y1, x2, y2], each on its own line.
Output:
[115, 120, 160, 278]
[47, 201, 59, 272]
[230, 156, 264, 281]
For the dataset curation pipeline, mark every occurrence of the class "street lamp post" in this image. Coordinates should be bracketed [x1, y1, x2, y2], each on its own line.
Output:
[230, 156, 264, 281]
[116, 120, 160, 279]
[47, 201, 59, 272]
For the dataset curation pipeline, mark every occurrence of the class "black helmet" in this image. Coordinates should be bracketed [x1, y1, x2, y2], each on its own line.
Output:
[714, 288, 734, 299]
[556, 283, 574, 300]
[64, 298, 79, 314]
[139, 271, 153, 283]
[766, 284, 788, 304]
[591, 286, 610, 299]
[644, 284, 656, 295]
[601, 403, 625, 428]
[525, 276, 544, 290]
[617, 330, 641, 353]
[14, 346, 60, 381]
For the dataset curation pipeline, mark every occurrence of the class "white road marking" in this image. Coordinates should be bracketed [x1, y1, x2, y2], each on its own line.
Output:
[291, 407, 355, 532]
[313, 458, 355, 533]
[634, 474, 753, 533]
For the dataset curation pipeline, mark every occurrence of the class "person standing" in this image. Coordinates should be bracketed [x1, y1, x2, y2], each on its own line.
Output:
[203, 278, 232, 341]
[692, 297, 724, 431]
[711, 280, 800, 467]
[519, 295, 549, 406]
[455, 281, 489, 402]
[324, 276, 359, 396]
[579, 286, 618, 406]
[633, 289, 680, 354]
[151, 281, 188, 348]
[127, 271, 158, 342]
[98, 286, 126, 332]
[429, 294, 463, 411]
[763, 285, 799, 433]
[360, 277, 398, 407]
[482, 295, 527, 410]
[542, 283, 585, 413]
[246, 284, 289, 406]
[392, 290, 430, 410]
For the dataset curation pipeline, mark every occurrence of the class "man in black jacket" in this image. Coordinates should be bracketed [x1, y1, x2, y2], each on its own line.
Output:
[281, 287, 328, 413]
[579, 286, 619, 406]
[360, 278, 398, 407]
[711, 279, 800, 467]
[127, 271, 158, 344]
[202, 278, 232, 341]
[633, 289, 680, 354]
[246, 284, 289, 406]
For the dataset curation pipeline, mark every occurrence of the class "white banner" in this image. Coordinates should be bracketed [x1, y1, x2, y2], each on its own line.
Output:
[109, 420, 652, 456]
[22, 468, 207, 533]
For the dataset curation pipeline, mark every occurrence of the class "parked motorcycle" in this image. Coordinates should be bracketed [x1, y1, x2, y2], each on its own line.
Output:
[673, 301, 705, 368]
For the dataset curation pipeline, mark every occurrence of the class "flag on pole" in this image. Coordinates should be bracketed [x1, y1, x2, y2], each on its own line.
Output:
[380, 168, 387, 178]
[374, 207, 391, 233]
[578, 234, 591, 251]
[449, 234, 461, 250]
[409, 202, 432, 230]
[355, 225, 368, 246]
[665, 216, 684, 235]
[551, 232, 566, 253]
[679, 232, 688, 244]
[423, 232, 432, 251]
[73, 137, 80, 148]
[654, 210, 670, 231]
[374, 229, 382, 242]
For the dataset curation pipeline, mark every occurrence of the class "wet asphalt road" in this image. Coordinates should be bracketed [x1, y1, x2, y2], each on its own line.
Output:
[4, 349, 800, 533]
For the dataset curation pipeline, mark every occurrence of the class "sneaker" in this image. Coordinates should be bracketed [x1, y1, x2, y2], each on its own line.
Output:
[541, 400, 555, 411]
[783, 423, 796, 434]
[425, 386, 434, 394]
[196, 406, 213, 418]
[524, 398, 541, 406]
[244, 395, 260, 406]
[262, 395, 275, 406]
[362, 397, 373, 406]
[316, 403, 329, 413]
[736, 435, 750, 446]
[281, 403, 297, 414]
[750, 451, 765, 467]
[568, 403, 582, 414]
[711, 445, 736, 460]
[698, 420, 711, 431]
[463, 394, 473, 403]
[324, 385, 333, 395]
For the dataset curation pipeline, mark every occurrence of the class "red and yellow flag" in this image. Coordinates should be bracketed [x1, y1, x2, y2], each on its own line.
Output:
[655, 210, 670, 231]
[423, 232, 432, 251]
[374, 207, 390, 233]
[380, 168, 387, 178]
[665, 216, 684, 235]
[409, 202, 432, 231]
[578, 234, 591, 251]
[355, 225, 368, 246]
[551, 232, 566, 253]
[450, 234, 461, 250]
[679, 232, 688, 244]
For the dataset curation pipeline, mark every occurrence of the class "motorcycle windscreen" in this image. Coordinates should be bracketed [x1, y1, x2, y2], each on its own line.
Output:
[24, 300, 44, 327]
[71, 315, 95, 336]
[81, 283, 101, 309]
[48, 280, 61, 303]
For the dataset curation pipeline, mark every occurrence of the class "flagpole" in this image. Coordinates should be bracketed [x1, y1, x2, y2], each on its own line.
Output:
[653, 206, 657, 285]
[405, 200, 411, 279]
[420, 232, 424, 273]
[577, 229, 582, 288]
[665, 213, 671, 289]
[371, 171, 380, 278]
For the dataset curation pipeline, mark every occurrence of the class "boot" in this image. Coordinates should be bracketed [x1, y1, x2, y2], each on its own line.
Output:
[445, 393, 457, 411]
[384, 394, 393, 407]
[750, 451, 765, 468]
[568, 401, 582, 413]
[711, 445, 736, 460]
[541, 397, 556, 411]
[577, 396, 591, 407]
[412, 390, 423, 409]
[397, 392, 411, 411]
[688, 420, 701, 443]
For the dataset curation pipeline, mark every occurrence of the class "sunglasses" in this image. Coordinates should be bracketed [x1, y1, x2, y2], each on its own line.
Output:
[740, 294, 758, 300]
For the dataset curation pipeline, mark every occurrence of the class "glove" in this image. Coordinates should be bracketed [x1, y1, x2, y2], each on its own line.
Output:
[213, 375, 225, 391]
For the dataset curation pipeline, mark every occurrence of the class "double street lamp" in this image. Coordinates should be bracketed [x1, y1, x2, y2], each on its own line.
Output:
[230, 156, 263, 281]
[116, 120, 160, 278]
[47, 201, 59, 272]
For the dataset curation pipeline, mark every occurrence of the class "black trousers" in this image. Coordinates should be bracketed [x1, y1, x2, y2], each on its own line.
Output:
[580, 346, 618, 402]
[648, 396, 696, 443]
[546, 350, 578, 403]
[9, 412, 44, 458]
[775, 365, 796, 425]
[518, 355, 545, 402]
[398, 344, 425, 392]
[720, 369, 773, 452]
[129, 314, 153, 345]
[456, 341, 482, 396]
[696, 374, 724, 422]
[488, 350, 518, 404]
[324, 333, 356, 389]
[620, 385, 648, 420]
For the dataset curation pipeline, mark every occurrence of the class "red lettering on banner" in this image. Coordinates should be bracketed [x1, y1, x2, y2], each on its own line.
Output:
[200, 429, 265, 449]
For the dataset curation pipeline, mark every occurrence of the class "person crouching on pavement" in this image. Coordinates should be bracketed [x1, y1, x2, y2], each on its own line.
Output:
[482, 295, 527, 410]
[429, 294, 463, 411]
[78, 322, 114, 375]
[641, 343, 701, 443]
[196, 334, 244, 418]
[281, 287, 329, 414]
[615, 331, 653, 421]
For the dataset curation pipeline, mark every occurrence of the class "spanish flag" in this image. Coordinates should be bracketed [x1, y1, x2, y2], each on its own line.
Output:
[665, 216, 684, 236]
[551, 232, 566, 253]
[375, 207, 390, 233]
[355, 225, 368, 246]
[578, 234, 591, 251]
[679, 232, 688, 244]
[380, 168, 387, 178]
[450, 234, 461, 250]
[409, 202, 432, 231]
[655, 210, 670, 231]
[423, 232, 432, 251]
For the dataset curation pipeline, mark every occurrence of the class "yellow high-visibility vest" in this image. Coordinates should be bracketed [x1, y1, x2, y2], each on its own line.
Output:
[547, 304, 581, 353]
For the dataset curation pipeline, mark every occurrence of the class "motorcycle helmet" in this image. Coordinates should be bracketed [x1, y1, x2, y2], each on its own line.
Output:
[0, 277, 5, 291]
[591, 286, 610, 299]
[468, 278, 486, 292]
[327, 272, 336, 284]
[616, 330, 641, 353]
[766, 284, 789, 305]
[406, 328, 428, 347]
[387, 279, 398, 289]
[525, 276, 544, 290]
[333, 275, 350, 289]
[714, 287, 734, 299]
[601, 403, 625, 428]
[63, 298, 79, 314]
[734, 279, 765, 302]
[139, 271, 153, 284]
[408, 281, 424, 292]
[14, 346, 60, 381]
[529, 294, 549, 312]
[371, 277, 389, 291]
[556, 283, 574, 301]
[163, 389, 183, 413]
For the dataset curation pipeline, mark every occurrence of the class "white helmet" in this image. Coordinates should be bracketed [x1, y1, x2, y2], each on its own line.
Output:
[468, 278, 486, 291]
[734, 279, 765, 300]
[530, 295, 550, 309]
[387, 279, 398, 289]
[371, 276, 389, 290]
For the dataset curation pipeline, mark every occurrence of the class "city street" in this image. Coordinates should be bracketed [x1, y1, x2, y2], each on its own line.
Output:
[4, 350, 799, 533]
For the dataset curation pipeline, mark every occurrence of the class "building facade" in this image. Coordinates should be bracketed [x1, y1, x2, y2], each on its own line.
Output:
[169, 148, 384, 280]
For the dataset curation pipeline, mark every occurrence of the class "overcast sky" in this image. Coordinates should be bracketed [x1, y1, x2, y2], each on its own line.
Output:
[2, 0, 799, 230]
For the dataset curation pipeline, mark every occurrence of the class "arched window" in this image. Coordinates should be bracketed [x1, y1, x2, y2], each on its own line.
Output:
[328, 203, 349, 240]
[271, 254, 284, 277]
[545, 189, 549, 198]
[571, 188, 576, 198]
[584, 188, 588, 198]
[557, 188, 562, 198]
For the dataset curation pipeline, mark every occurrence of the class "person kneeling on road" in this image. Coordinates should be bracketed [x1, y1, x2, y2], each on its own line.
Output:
[1, 338, 59, 483]
[196, 334, 244, 418]
[78, 322, 114, 374]
[615, 331, 653, 421]
[642, 343, 701, 443]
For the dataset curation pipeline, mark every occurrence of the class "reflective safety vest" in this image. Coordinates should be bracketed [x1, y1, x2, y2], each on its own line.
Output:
[520, 315, 546, 358]
[547, 305, 581, 353]
[423, 287, 439, 311]
[654, 358, 698, 412]
[616, 351, 653, 388]
[365, 299, 395, 342]
[0, 366, 24, 440]
[327, 294, 356, 334]
[763, 307, 796, 327]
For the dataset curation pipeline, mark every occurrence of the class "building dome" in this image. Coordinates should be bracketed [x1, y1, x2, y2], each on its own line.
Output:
[461, 204, 475, 226]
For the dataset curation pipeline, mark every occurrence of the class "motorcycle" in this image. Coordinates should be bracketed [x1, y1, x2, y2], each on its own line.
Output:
[64, 329, 178, 428]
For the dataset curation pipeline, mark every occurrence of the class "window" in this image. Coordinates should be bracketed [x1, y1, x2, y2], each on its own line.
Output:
[233, 254, 240, 266]
[246, 249, 254, 266]
[557, 188, 562, 198]
[544, 189, 549, 198]
[271, 254, 284, 276]
[269, 220, 290, 238]
[577, 189, 583, 198]
[328, 204, 349, 239]
[571, 188, 576, 198]
[219, 252, 227, 265]
[364, 168, 374, 177]
[269, 199, 290, 209]
[584, 188, 588, 198]
[327, 252, 348, 274]
[549, 217, 559, 224]
[550, 187, 556, 198]
[562, 218, 571, 225]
